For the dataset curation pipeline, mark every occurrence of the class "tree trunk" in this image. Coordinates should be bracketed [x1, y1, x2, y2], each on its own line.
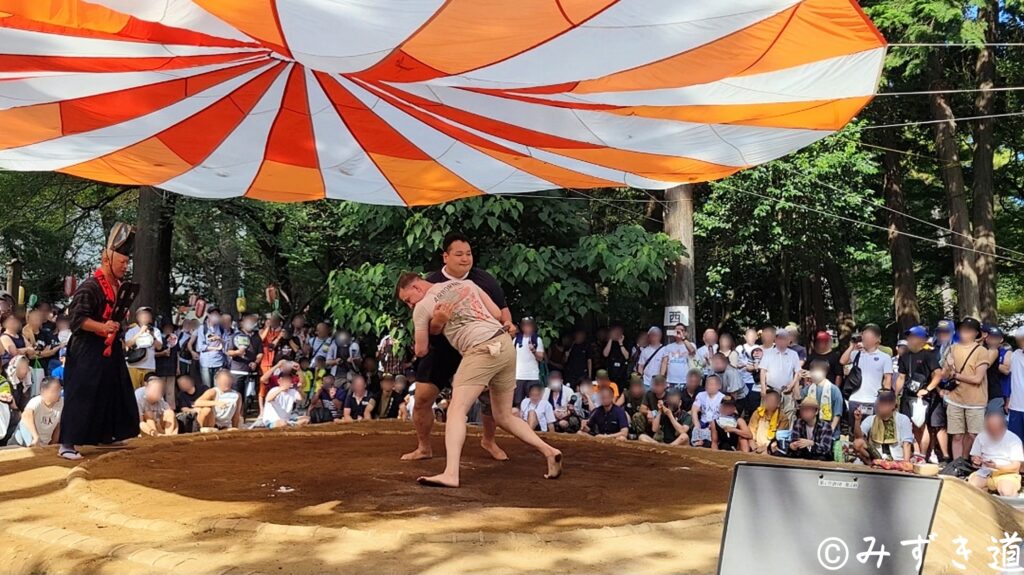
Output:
[799, 275, 814, 346]
[971, 0, 999, 323]
[882, 138, 920, 331]
[133, 187, 177, 320]
[824, 259, 854, 347]
[810, 273, 827, 335]
[778, 253, 791, 324]
[216, 233, 240, 319]
[663, 185, 695, 334]
[928, 52, 979, 318]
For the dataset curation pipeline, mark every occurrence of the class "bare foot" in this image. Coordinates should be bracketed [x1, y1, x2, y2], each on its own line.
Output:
[417, 474, 459, 488]
[480, 439, 509, 461]
[544, 450, 563, 479]
[401, 447, 433, 461]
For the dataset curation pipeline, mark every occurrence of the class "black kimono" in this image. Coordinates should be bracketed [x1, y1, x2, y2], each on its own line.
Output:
[59, 276, 138, 445]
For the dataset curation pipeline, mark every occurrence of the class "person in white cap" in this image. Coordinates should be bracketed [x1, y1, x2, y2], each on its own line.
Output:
[1008, 327, 1024, 441]
[638, 326, 667, 388]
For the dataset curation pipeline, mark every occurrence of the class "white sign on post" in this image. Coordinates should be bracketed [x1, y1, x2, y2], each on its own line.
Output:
[663, 305, 689, 328]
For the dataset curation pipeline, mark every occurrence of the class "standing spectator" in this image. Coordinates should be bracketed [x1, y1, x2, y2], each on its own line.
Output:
[193, 370, 242, 431]
[23, 308, 58, 393]
[603, 325, 630, 386]
[738, 328, 762, 407]
[274, 327, 301, 364]
[806, 331, 842, 387]
[227, 313, 262, 395]
[659, 323, 696, 387]
[968, 409, 1024, 496]
[541, 370, 572, 411]
[719, 333, 742, 372]
[548, 334, 569, 375]
[335, 329, 361, 379]
[852, 389, 914, 465]
[195, 308, 228, 389]
[520, 383, 555, 432]
[638, 327, 667, 388]
[694, 328, 719, 375]
[760, 325, 777, 352]
[290, 313, 309, 345]
[124, 307, 163, 390]
[12, 377, 62, 447]
[514, 317, 545, 407]
[710, 397, 751, 452]
[307, 322, 339, 374]
[1009, 328, 1024, 441]
[711, 353, 749, 415]
[759, 328, 802, 420]
[0, 314, 34, 372]
[942, 317, 990, 460]
[360, 356, 382, 395]
[51, 315, 71, 375]
[985, 327, 1012, 413]
[895, 326, 945, 462]
[153, 322, 179, 409]
[746, 389, 789, 454]
[840, 323, 893, 422]
[342, 374, 373, 422]
[580, 386, 628, 439]
[176, 318, 196, 377]
[786, 394, 834, 461]
[934, 319, 956, 364]
[259, 312, 284, 375]
[564, 329, 591, 388]
[592, 327, 609, 374]
[639, 388, 692, 446]
[627, 331, 648, 377]
[377, 334, 402, 378]
[786, 324, 807, 361]
[137, 375, 177, 437]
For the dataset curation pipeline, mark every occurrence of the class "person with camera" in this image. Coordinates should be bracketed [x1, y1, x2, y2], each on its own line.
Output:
[259, 358, 303, 419]
[638, 387, 692, 446]
[195, 308, 229, 389]
[894, 326, 945, 462]
[660, 323, 696, 388]
[123, 307, 164, 390]
[840, 323, 893, 425]
[603, 325, 630, 386]
[968, 408, 1024, 496]
[942, 317, 991, 460]
[852, 389, 914, 468]
[227, 312, 263, 400]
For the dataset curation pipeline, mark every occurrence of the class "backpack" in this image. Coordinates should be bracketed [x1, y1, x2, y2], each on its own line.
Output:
[841, 352, 862, 400]
[514, 332, 539, 349]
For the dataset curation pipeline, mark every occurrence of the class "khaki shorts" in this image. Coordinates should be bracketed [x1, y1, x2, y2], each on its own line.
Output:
[452, 334, 516, 393]
[946, 403, 984, 435]
[970, 471, 1022, 493]
[128, 367, 148, 390]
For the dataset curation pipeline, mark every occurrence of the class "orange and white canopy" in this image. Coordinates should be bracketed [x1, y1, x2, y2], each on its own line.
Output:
[0, 0, 885, 205]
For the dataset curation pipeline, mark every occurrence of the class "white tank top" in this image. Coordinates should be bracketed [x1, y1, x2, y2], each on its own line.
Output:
[214, 388, 240, 423]
[1009, 350, 1024, 412]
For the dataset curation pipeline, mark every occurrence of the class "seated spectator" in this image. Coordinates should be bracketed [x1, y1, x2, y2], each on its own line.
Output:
[261, 373, 308, 428]
[552, 382, 584, 434]
[136, 375, 178, 437]
[594, 369, 619, 399]
[852, 389, 914, 466]
[193, 369, 242, 431]
[0, 364, 22, 445]
[6, 355, 32, 411]
[580, 386, 628, 439]
[640, 375, 670, 436]
[618, 374, 647, 438]
[710, 397, 751, 451]
[800, 365, 844, 441]
[638, 388, 692, 446]
[785, 394, 834, 461]
[520, 383, 555, 432]
[174, 374, 208, 433]
[51, 348, 66, 380]
[259, 358, 303, 416]
[375, 373, 402, 419]
[541, 370, 572, 411]
[968, 409, 1024, 496]
[309, 376, 343, 423]
[342, 374, 373, 422]
[680, 368, 702, 412]
[711, 353, 750, 417]
[576, 379, 597, 418]
[690, 374, 725, 437]
[746, 389, 790, 454]
[13, 377, 62, 446]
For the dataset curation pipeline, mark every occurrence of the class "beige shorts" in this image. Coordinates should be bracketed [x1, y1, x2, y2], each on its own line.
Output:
[452, 334, 516, 393]
[969, 471, 1022, 493]
[946, 403, 984, 435]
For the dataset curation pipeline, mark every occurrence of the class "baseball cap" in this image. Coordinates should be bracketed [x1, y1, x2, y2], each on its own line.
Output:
[814, 331, 831, 343]
[988, 327, 1005, 339]
[647, 326, 662, 335]
[896, 339, 908, 348]
[628, 373, 643, 386]
[595, 369, 610, 379]
[520, 316, 535, 325]
[905, 325, 928, 339]
[958, 317, 982, 333]
[936, 319, 955, 333]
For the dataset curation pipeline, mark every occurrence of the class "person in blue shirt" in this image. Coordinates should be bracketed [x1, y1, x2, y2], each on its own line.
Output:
[580, 386, 628, 439]
[194, 308, 228, 388]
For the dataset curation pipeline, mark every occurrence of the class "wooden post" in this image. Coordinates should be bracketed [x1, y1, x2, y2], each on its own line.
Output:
[664, 185, 695, 334]
[6, 258, 21, 301]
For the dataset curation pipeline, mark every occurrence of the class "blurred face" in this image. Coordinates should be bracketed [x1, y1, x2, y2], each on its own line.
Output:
[207, 312, 219, 327]
[986, 413, 1007, 438]
[241, 316, 257, 332]
[178, 376, 195, 394]
[268, 315, 282, 329]
[745, 329, 758, 345]
[719, 333, 733, 351]
[775, 333, 790, 349]
[666, 393, 681, 410]
[27, 310, 43, 329]
[703, 329, 718, 346]
[137, 310, 153, 326]
[521, 321, 535, 335]
[215, 373, 233, 392]
[764, 392, 780, 412]
[363, 357, 376, 371]
[352, 376, 366, 394]
[4, 315, 21, 333]
[611, 327, 623, 340]
[674, 325, 687, 342]
[529, 386, 542, 401]
[292, 315, 305, 330]
[144, 380, 163, 402]
[323, 375, 336, 388]
[278, 375, 294, 390]
[861, 329, 880, 348]
[875, 399, 896, 418]
[220, 314, 233, 330]
[316, 323, 330, 338]
[573, 330, 586, 344]
[653, 380, 667, 395]
[647, 330, 661, 345]
[705, 376, 721, 395]
[814, 337, 832, 353]
[809, 368, 827, 383]
[629, 381, 644, 397]
[986, 334, 1004, 348]
[41, 381, 61, 403]
[957, 326, 978, 343]
[382, 377, 394, 392]
[337, 330, 351, 344]
[548, 375, 563, 389]
[14, 358, 27, 379]
[800, 405, 817, 422]
[720, 402, 736, 416]
[636, 333, 647, 347]
[600, 387, 614, 407]
[762, 329, 776, 347]
[443, 240, 474, 277]
[711, 356, 727, 373]
[686, 372, 701, 391]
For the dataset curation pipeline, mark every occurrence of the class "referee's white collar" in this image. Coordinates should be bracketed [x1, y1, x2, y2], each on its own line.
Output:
[441, 266, 469, 281]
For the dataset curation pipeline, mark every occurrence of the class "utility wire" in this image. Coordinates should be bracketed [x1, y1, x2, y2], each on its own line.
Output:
[860, 111, 1024, 129]
[888, 42, 1024, 47]
[875, 85, 1024, 97]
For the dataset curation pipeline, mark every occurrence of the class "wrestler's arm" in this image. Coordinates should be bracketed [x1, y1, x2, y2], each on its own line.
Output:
[192, 388, 220, 408]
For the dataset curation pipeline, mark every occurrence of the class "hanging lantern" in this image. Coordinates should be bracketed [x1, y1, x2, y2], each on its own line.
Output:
[17, 286, 25, 305]
[188, 293, 198, 307]
[63, 276, 77, 298]
[236, 288, 247, 314]
[265, 284, 278, 306]
[27, 294, 37, 309]
[195, 298, 207, 319]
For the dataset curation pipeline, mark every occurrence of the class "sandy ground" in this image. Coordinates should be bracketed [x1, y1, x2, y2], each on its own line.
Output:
[0, 421, 1021, 575]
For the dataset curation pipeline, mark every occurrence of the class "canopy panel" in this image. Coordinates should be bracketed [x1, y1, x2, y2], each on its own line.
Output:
[0, 0, 885, 205]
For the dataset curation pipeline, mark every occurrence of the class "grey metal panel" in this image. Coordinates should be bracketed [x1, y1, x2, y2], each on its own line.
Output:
[717, 462, 942, 575]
